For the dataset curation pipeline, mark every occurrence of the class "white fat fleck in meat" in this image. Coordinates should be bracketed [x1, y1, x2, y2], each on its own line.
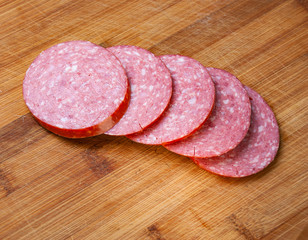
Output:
[260, 162, 267, 168]
[229, 107, 234, 113]
[130, 84, 136, 92]
[223, 99, 229, 104]
[169, 66, 176, 72]
[64, 66, 71, 72]
[251, 156, 259, 163]
[209, 166, 216, 171]
[89, 48, 97, 53]
[188, 97, 196, 105]
[61, 117, 68, 123]
[63, 98, 72, 104]
[258, 125, 264, 132]
[148, 134, 156, 141]
[182, 89, 188, 94]
[114, 99, 120, 105]
[71, 65, 78, 72]
[149, 85, 154, 91]
[141, 68, 146, 76]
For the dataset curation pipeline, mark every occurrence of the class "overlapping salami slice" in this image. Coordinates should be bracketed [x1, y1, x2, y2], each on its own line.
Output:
[105, 46, 172, 136]
[23, 41, 129, 138]
[164, 68, 251, 157]
[127, 55, 215, 145]
[191, 86, 280, 177]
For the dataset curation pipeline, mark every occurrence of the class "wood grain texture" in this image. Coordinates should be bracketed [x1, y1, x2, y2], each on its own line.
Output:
[0, 0, 307, 239]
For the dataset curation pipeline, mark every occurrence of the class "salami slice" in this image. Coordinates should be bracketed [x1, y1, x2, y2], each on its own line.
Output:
[23, 41, 129, 138]
[191, 86, 280, 177]
[105, 46, 172, 136]
[127, 55, 215, 145]
[164, 68, 251, 157]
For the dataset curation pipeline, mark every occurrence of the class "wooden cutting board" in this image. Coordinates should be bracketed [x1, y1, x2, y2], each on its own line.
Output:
[0, 0, 307, 239]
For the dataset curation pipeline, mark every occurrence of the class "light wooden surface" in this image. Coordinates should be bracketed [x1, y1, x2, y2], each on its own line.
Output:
[1, 0, 308, 239]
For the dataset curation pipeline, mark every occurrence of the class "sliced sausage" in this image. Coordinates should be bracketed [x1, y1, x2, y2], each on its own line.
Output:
[105, 46, 172, 136]
[127, 55, 215, 144]
[191, 86, 280, 177]
[23, 41, 129, 138]
[164, 68, 251, 157]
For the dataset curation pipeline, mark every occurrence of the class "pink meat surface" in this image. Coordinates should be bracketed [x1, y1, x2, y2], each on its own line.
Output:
[164, 68, 251, 157]
[105, 46, 172, 136]
[127, 55, 215, 144]
[191, 86, 280, 177]
[23, 41, 129, 138]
